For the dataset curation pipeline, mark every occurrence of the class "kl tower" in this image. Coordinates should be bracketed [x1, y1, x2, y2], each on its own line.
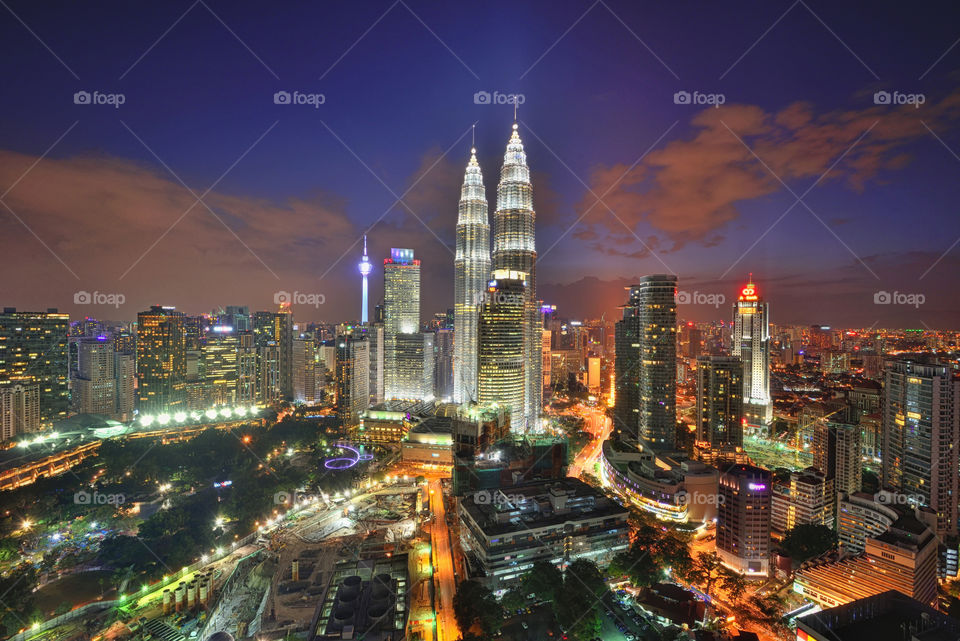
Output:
[358, 235, 372, 323]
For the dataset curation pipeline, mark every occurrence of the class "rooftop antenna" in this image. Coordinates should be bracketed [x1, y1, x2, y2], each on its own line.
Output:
[472, 123, 475, 148]
[513, 98, 519, 123]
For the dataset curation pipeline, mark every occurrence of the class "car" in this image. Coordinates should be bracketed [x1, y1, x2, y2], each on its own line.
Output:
[625, 635, 636, 641]
[521, 621, 529, 630]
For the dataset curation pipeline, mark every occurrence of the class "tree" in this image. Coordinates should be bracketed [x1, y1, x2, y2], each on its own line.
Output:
[722, 571, 748, 602]
[780, 524, 837, 563]
[453, 580, 502, 635]
[500, 586, 525, 612]
[688, 551, 724, 598]
[522, 560, 563, 602]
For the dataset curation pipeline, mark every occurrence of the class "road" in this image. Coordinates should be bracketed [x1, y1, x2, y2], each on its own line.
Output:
[568, 407, 612, 478]
[428, 479, 459, 641]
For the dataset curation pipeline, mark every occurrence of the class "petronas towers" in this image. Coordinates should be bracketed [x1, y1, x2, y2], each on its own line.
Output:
[454, 123, 541, 431]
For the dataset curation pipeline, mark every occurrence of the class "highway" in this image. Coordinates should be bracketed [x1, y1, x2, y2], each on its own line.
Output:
[428, 479, 459, 641]
[568, 405, 612, 478]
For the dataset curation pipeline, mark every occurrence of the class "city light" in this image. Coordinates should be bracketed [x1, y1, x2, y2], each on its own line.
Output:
[137, 404, 262, 429]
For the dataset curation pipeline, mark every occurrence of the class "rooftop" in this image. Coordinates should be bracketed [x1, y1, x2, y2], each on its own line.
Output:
[797, 591, 959, 641]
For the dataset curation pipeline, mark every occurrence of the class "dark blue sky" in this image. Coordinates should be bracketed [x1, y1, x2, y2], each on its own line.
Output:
[1, 1, 959, 328]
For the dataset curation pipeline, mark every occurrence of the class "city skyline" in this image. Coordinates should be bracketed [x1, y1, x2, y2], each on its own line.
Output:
[2, 2, 960, 327]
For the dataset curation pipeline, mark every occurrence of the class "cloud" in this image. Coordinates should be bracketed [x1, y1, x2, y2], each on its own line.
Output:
[574, 91, 960, 253]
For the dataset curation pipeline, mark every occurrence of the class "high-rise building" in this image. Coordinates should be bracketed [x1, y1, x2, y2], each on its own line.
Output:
[384, 248, 428, 400]
[236, 333, 257, 404]
[0, 384, 40, 440]
[219, 305, 251, 332]
[492, 123, 541, 430]
[256, 343, 281, 405]
[813, 421, 862, 498]
[477, 271, 527, 430]
[336, 335, 369, 428]
[360, 324, 384, 405]
[136, 306, 186, 413]
[74, 338, 117, 416]
[882, 360, 960, 538]
[253, 308, 294, 400]
[613, 276, 677, 449]
[696, 355, 744, 450]
[453, 145, 490, 404]
[292, 337, 316, 404]
[771, 467, 833, 538]
[358, 235, 373, 324]
[0, 308, 69, 426]
[730, 277, 772, 428]
[434, 327, 454, 401]
[717, 464, 771, 576]
[113, 351, 135, 422]
[201, 326, 239, 405]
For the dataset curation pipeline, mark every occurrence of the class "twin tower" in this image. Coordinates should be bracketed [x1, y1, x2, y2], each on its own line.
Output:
[453, 123, 541, 431]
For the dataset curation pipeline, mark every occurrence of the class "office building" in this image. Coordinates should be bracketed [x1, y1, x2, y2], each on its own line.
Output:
[453, 146, 490, 404]
[201, 326, 239, 405]
[219, 305, 250, 332]
[0, 383, 40, 440]
[796, 590, 959, 641]
[74, 338, 116, 416]
[458, 477, 630, 592]
[696, 355, 744, 450]
[384, 248, 427, 400]
[253, 308, 294, 399]
[113, 351, 135, 422]
[837, 491, 899, 555]
[794, 509, 939, 609]
[730, 277, 772, 427]
[771, 467, 833, 538]
[0, 308, 69, 426]
[433, 327, 454, 401]
[492, 123, 541, 430]
[813, 421, 862, 498]
[477, 271, 527, 431]
[236, 333, 257, 404]
[336, 335, 369, 428]
[882, 360, 960, 539]
[717, 464, 771, 576]
[136, 306, 186, 413]
[292, 336, 316, 404]
[256, 343, 282, 405]
[613, 276, 677, 449]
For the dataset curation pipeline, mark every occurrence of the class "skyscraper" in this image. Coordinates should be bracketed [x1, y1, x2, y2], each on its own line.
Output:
[292, 336, 316, 404]
[613, 276, 677, 449]
[201, 326, 239, 405]
[492, 123, 541, 430]
[336, 334, 369, 428]
[717, 464, 772, 576]
[812, 421, 862, 497]
[731, 276, 772, 428]
[358, 235, 373, 324]
[477, 270, 527, 430]
[0, 307, 69, 426]
[253, 308, 294, 400]
[696, 355, 744, 450]
[882, 360, 960, 538]
[74, 337, 117, 416]
[453, 146, 490, 404]
[136, 306, 187, 413]
[384, 248, 430, 400]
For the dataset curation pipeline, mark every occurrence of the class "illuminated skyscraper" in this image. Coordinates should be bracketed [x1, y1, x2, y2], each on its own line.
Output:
[74, 337, 116, 416]
[336, 333, 369, 428]
[358, 235, 373, 324]
[453, 146, 490, 403]
[253, 308, 294, 399]
[384, 248, 430, 400]
[882, 360, 959, 539]
[731, 276, 772, 428]
[201, 326, 239, 405]
[0, 307, 69, 426]
[613, 276, 677, 449]
[492, 123, 541, 429]
[136, 306, 187, 413]
[696, 355, 744, 450]
[477, 271, 527, 430]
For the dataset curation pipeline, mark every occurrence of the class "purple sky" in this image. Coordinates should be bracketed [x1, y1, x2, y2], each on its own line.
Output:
[1, 1, 959, 328]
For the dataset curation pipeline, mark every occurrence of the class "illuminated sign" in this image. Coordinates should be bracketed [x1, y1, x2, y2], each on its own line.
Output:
[748, 482, 767, 491]
[739, 284, 758, 302]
